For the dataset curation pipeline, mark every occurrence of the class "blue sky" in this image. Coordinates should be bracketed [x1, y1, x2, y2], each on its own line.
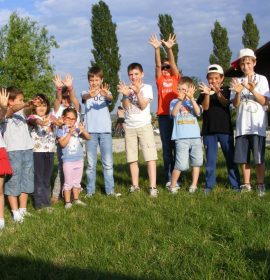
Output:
[0, 0, 270, 112]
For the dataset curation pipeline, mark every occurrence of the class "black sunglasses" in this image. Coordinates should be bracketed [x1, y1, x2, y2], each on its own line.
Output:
[162, 65, 171, 70]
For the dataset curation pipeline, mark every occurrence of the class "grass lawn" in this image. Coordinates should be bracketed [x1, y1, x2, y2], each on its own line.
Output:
[1, 150, 270, 279]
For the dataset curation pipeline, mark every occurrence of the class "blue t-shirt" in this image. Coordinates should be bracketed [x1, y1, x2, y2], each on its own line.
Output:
[56, 126, 83, 162]
[170, 99, 201, 140]
[82, 91, 112, 133]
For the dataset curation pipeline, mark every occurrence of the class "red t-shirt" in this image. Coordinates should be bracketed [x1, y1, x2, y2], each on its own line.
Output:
[156, 73, 180, 115]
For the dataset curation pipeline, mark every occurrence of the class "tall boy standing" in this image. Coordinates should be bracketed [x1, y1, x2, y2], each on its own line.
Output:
[117, 63, 158, 197]
[230, 48, 270, 196]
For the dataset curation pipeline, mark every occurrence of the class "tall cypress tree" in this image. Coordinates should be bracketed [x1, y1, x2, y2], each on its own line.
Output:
[209, 21, 232, 72]
[90, 1, 121, 111]
[242, 13, 260, 50]
[158, 14, 179, 64]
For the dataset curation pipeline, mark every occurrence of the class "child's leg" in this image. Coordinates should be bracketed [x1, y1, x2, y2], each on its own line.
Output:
[0, 176, 4, 219]
[73, 188, 80, 200]
[129, 161, 139, 187]
[191, 167, 200, 187]
[241, 163, 251, 184]
[171, 169, 181, 187]
[147, 160, 156, 188]
[255, 163, 265, 184]
[8, 195, 19, 210]
[64, 190, 71, 203]
[19, 192, 28, 209]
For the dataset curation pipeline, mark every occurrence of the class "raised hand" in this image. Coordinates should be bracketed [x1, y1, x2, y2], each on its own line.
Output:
[78, 122, 86, 134]
[117, 81, 130, 96]
[149, 34, 162, 49]
[0, 88, 10, 109]
[199, 82, 211, 95]
[63, 74, 73, 89]
[185, 84, 196, 99]
[162, 33, 176, 49]
[230, 78, 244, 94]
[129, 83, 140, 95]
[100, 83, 110, 97]
[242, 75, 256, 92]
[52, 75, 63, 88]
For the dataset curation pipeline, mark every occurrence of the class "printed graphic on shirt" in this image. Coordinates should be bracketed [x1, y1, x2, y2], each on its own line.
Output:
[176, 104, 195, 125]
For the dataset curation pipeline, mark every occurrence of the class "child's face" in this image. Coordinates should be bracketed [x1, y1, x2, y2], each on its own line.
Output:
[128, 69, 144, 85]
[63, 112, 76, 127]
[240, 57, 256, 76]
[89, 75, 103, 90]
[35, 102, 48, 117]
[9, 94, 24, 106]
[62, 96, 71, 108]
[161, 62, 172, 77]
[177, 83, 188, 100]
[207, 73, 224, 88]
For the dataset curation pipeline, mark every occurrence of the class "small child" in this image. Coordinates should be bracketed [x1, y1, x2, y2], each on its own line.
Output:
[28, 94, 55, 211]
[117, 63, 158, 197]
[57, 107, 90, 209]
[230, 48, 270, 196]
[0, 89, 13, 229]
[169, 77, 203, 194]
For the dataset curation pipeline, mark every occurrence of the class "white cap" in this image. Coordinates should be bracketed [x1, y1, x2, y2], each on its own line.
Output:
[238, 48, 256, 59]
[207, 64, 224, 75]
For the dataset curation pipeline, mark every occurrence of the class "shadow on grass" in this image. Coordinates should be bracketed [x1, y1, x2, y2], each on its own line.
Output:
[0, 255, 150, 280]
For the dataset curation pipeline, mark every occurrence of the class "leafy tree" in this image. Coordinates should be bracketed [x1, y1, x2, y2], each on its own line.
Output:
[209, 21, 232, 72]
[158, 14, 179, 64]
[90, 0, 121, 111]
[0, 12, 58, 100]
[242, 13, 260, 50]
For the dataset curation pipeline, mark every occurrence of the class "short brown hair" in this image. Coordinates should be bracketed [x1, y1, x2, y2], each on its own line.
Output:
[178, 76, 193, 87]
[6, 87, 24, 101]
[87, 66, 103, 80]
[127, 63, 143, 73]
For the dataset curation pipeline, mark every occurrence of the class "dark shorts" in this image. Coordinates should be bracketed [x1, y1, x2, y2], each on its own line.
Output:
[234, 135, 265, 164]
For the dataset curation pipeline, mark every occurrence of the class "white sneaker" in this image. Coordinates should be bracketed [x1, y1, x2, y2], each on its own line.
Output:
[19, 208, 32, 217]
[149, 187, 159, 197]
[189, 185, 197, 193]
[65, 202, 73, 209]
[0, 218, 5, 230]
[107, 192, 122, 197]
[166, 182, 180, 190]
[257, 184, 266, 197]
[12, 210, 24, 223]
[129, 185, 140, 193]
[73, 199, 86, 206]
[240, 184, 252, 193]
[168, 186, 179, 194]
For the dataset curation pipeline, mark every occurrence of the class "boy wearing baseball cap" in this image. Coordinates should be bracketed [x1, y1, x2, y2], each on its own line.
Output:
[197, 64, 240, 193]
[230, 48, 270, 196]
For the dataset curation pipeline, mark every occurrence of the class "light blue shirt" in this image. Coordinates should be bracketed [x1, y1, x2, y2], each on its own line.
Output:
[170, 99, 201, 140]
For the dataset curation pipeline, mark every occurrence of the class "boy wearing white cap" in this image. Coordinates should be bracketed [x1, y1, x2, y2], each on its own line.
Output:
[230, 48, 270, 196]
[197, 64, 240, 193]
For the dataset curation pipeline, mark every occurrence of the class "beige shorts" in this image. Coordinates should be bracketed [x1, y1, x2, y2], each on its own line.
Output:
[125, 124, 158, 163]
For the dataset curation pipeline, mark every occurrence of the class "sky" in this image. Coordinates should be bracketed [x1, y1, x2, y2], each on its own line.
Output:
[0, 0, 270, 112]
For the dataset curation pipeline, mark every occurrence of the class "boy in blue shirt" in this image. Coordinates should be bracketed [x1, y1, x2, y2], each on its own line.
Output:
[169, 77, 203, 193]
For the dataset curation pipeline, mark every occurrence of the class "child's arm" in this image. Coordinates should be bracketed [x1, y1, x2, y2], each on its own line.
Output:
[162, 34, 179, 77]
[129, 84, 150, 110]
[58, 127, 75, 148]
[63, 74, 81, 112]
[0, 88, 9, 120]
[118, 81, 131, 110]
[171, 98, 183, 117]
[186, 84, 201, 116]
[100, 83, 113, 101]
[78, 123, 91, 140]
[82, 88, 98, 101]
[52, 75, 63, 113]
[149, 34, 162, 79]
[230, 78, 243, 108]
[198, 82, 211, 110]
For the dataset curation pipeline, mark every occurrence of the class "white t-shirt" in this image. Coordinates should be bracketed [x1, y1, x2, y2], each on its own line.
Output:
[0, 134, 6, 148]
[230, 73, 270, 137]
[124, 84, 153, 128]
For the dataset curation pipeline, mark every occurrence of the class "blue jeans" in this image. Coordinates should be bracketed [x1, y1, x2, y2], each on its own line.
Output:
[203, 134, 240, 190]
[86, 133, 114, 195]
[158, 115, 175, 182]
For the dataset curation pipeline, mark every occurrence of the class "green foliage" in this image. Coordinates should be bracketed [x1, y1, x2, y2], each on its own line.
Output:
[90, 1, 121, 112]
[209, 21, 232, 71]
[0, 12, 58, 101]
[242, 13, 260, 50]
[158, 14, 179, 65]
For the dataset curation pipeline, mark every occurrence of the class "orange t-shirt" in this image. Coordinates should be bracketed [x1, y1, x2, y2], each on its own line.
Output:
[156, 74, 180, 115]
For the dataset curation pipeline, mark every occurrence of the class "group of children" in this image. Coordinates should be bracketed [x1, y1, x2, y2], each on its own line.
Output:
[0, 33, 269, 230]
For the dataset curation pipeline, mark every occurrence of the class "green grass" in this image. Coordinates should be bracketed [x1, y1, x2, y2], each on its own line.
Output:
[1, 150, 270, 279]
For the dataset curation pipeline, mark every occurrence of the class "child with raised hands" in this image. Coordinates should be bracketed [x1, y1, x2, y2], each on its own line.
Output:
[0, 89, 12, 229]
[230, 48, 270, 196]
[197, 64, 240, 194]
[169, 77, 203, 194]
[57, 107, 90, 209]
[82, 66, 120, 197]
[28, 93, 56, 211]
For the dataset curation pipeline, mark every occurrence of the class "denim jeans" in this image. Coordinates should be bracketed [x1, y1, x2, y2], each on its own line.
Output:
[203, 134, 240, 189]
[158, 115, 175, 182]
[86, 133, 114, 194]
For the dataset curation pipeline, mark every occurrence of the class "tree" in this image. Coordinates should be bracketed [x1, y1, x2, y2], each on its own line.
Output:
[90, 0, 121, 111]
[158, 14, 179, 65]
[209, 21, 232, 72]
[242, 13, 260, 50]
[0, 12, 58, 100]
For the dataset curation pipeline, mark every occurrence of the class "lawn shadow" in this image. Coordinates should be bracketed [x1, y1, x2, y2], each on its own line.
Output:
[0, 255, 155, 280]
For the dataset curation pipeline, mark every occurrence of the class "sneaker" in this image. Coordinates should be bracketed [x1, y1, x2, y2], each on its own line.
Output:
[129, 185, 140, 193]
[166, 182, 180, 190]
[0, 219, 5, 230]
[73, 199, 86, 206]
[189, 185, 197, 193]
[168, 186, 179, 194]
[107, 192, 122, 197]
[240, 184, 252, 193]
[12, 210, 24, 223]
[85, 193, 94, 198]
[19, 208, 32, 217]
[65, 202, 73, 209]
[257, 184, 266, 197]
[149, 187, 159, 197]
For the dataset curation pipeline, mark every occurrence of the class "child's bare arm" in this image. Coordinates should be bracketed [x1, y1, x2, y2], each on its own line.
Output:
[0, 88, 9, 119]
[100, 83, 113, 101]
[78, 123, 91, 140]
[149, 34, 162, 79]
[63, 74, 81, 112]
[58, 127, 74, 148]
[52, 75, 63, 113]
[162, 34, 179, 76]
[186, 85, 201, 116]
[230, 78, 243, 108]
